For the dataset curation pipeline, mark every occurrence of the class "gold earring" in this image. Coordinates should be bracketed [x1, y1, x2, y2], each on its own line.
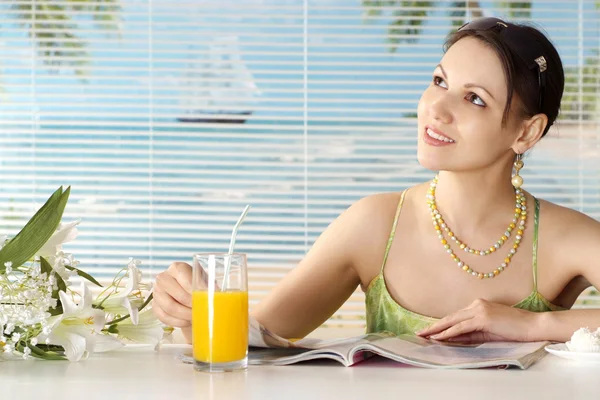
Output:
[511, 153, 524, 188]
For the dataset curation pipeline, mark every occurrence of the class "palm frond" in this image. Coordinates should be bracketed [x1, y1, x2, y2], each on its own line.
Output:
[6, 0, 121, 77]
[497, 1, 532, 19]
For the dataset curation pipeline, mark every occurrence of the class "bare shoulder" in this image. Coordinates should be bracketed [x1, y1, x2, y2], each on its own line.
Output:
[338, 190, 408, 287]
[347, 191, 403, 222]
[537, 197, 599, 233]
[537, 197, 600, 274]
[336, 191, 403, 249]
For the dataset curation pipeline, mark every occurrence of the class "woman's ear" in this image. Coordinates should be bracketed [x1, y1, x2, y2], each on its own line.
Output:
[512, 113, 548, 154]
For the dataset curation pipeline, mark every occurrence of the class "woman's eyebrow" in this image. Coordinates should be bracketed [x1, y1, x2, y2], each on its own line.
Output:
[435, 63, 496, 101]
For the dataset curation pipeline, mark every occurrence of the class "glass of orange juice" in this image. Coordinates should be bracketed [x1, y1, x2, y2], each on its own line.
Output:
[192, 253, 249, 372]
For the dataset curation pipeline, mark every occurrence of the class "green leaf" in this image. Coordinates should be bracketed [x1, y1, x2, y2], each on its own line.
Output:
[560, 50, 600, 121]
[27, 343, 67, 361]
[39, 256, 53, 277]
[449, 1, 467, 28]
[8, 0, 122, 78]
[360, 1, 433, 51]
[497, 1, 532, 19]
[0, 187, 70, 273]
[65, 265, 103, 287]
[35, 344, 65, 352]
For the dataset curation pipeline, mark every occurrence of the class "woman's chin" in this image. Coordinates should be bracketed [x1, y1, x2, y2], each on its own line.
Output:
[417, 153, 445, 172]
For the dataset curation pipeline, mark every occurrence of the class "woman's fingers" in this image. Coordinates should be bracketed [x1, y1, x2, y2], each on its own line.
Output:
[155, 263, 193, 307]
[429, 320, 477, 341]
[416, 308, 475, 337]
[152, 262, 194, 327]
[152, 290, 192, 322]
[169, 262, 195, 292]
[152, 301, 191, 328]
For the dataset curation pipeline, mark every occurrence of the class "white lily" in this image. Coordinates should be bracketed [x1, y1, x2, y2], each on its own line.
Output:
[39, 283, 106, 362]
[36, 220, 81, 282]
[113, 309, 164, 347]
[94, 263, 142, 325]
[92, 332, 124, 353]
[37, 220, 80, 259]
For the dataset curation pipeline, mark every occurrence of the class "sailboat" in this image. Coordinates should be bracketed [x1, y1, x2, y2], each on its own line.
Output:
[177, 36, 260, 124]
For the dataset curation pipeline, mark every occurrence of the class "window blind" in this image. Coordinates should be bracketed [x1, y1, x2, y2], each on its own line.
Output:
[0, 0, 598, 330]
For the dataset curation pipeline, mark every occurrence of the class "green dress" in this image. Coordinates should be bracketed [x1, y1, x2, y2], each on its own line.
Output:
[365, 189, 565, 336]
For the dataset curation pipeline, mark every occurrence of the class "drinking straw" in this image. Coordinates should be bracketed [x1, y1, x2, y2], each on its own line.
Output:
[222, 205, 251, 290]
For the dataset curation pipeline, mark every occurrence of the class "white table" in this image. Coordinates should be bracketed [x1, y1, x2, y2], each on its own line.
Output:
[3, 343, 600, 400]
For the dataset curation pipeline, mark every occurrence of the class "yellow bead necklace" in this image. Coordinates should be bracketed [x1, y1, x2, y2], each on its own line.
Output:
[426, 175, 527, 279]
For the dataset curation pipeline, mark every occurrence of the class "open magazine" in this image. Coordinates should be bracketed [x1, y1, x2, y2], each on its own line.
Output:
[247, 318, 548, 369]
[179, 318, 549, 369]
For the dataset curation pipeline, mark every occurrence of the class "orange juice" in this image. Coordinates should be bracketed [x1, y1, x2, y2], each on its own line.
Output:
[192, 290, 249, 363]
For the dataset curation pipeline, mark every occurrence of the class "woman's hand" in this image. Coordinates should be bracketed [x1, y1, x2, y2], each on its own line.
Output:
[415, 298, 541, 343]
[152, 262, 195, 343]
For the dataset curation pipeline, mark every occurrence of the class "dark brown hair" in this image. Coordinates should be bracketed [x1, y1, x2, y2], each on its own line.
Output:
[444, 24, 564, 138]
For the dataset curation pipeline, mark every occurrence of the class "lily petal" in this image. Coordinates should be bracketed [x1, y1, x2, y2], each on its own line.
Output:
[116, 309, 163, 345]
[93, 333, 125, 353]
[51, 328, 88, 362]
[58, 290, 79, 316]
[37, 220, 80, 258]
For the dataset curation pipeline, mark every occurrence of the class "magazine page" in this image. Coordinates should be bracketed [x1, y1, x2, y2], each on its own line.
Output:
[249, 347, 350, 366]
[249, 333, 389, 366]
[179, 319, 366, 366]
[249, 316, 386, 350]
[356, 335, 548, 369]
[186, 321, 547, 368]
[248, 316, 297, 348]
[244, 319, 548, 369]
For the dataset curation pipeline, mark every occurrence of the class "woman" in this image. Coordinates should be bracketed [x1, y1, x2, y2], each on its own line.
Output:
[152, 18, 600, 344]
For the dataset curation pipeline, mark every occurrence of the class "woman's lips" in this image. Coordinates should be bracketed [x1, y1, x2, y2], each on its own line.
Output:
[424, 126, 455, 146]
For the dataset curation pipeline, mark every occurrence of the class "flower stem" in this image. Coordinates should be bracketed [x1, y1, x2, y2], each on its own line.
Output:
[105, 293, 153, 325]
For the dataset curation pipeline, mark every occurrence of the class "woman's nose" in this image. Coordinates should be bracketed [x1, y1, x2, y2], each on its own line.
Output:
[427, 95, 453, 124]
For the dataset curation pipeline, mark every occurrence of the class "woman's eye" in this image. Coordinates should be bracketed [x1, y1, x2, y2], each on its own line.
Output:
[432, 76, 486, 107]
[466, 93, 486, 107]
[433, 75, 447, 88]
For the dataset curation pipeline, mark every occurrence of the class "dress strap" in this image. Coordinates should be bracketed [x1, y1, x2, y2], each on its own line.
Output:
[379, 189, 408, 275]
[531, 196, 541, 292]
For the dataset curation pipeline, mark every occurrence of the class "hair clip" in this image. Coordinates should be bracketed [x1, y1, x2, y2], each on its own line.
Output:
[534, 56, 547, 72]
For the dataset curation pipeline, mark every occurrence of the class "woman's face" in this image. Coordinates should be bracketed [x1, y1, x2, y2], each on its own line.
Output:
[417, 37, 522, 172]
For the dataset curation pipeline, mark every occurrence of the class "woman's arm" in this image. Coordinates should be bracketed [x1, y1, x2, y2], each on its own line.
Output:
[251, 195, 385, 339]
[153, 194, 395, 343]
[532, 209, 600, 341]
[534, 309, 600, 342]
